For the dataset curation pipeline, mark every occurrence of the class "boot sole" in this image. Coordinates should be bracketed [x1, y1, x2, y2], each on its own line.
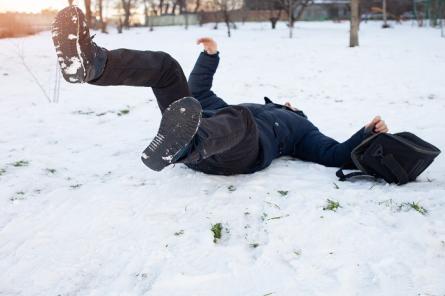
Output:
[141, 97, 202, 172]
[52, 6, 87, 83]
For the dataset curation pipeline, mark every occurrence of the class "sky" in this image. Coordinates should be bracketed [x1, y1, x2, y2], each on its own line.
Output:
[0, 0, 83, 13]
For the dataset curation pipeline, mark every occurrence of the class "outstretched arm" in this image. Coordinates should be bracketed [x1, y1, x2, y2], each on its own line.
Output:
[188, 38, 228, 110]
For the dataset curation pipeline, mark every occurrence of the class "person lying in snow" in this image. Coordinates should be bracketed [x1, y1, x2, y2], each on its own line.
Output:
[52, 6, 389, 176]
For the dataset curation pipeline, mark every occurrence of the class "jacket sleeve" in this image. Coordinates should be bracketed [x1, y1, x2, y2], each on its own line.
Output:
[188, 52, 228, 110]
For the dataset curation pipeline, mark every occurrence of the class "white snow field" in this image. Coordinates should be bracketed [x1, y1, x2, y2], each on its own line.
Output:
[0, 21, 444, 296]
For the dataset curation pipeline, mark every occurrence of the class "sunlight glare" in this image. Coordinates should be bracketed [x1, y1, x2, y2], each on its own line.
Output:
[0, 0, 84, 13]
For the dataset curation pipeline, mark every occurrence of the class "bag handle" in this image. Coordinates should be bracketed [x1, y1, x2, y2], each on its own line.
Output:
[336, 169, 372, 181]
[381, 154, 409, 185]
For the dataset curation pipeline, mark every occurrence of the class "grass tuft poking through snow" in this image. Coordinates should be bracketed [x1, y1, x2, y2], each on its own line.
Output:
[323, 199, 342, 212]
[399, 202, 429, 216]
[174, 230, 184, 236]
[45, 168, 57, 174]
[211, 223, 223, 243]
[11, 160, 29, 167]
[227, 185, 236, 192]
[117, 109, 130, 116]
[10, 191, 25, 201]
[277, 190, 289, 197]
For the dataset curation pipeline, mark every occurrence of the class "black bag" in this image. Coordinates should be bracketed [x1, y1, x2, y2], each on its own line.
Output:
[336, 132, 441, 185]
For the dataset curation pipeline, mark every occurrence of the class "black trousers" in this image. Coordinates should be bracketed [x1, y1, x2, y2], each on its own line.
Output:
[89, 49, 260, 173]
[89, 49, 190, 112]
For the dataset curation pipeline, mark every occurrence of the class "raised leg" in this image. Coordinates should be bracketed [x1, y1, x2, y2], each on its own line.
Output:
[52, 6, 190, 113]
[51, 6, 255, 174]
[89, 49, 191, 113]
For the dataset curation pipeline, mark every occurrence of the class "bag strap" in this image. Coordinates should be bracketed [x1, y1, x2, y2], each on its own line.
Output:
[381, 154, 409, 185]
[336, 169, 371, 181]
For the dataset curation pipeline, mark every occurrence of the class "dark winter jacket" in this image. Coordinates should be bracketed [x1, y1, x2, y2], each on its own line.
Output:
[187, 52, 367, 175]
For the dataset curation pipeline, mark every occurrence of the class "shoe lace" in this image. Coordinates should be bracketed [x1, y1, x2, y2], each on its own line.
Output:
[82, 34, 102, 58]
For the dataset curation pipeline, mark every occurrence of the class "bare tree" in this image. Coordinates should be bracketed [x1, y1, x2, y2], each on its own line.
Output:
[440, 3, 445, 38]
[115, 0, 124, 32]
[140, 0, 156, 30]
[85, 0, 93, 28]
[268, 0, 284, 29]
[157, 0, 164, 15]
[117, 17, 124, 33]
[294, 0, 312, 21]
[350, 0, 359, 47]
[181, 0, 190, 30]
[214, 0, 240, 37]
[143, 0, 150, 25]
[193, 0, 201, 13]
[121, 0, 133, 28]
[279, 0, 313, 38]
[169, 0, 181, 14]
[177, 0, 187, 14]
[440, 18, 445, 38]
[214, 0, 231, 37]
[96, 0, 108, 33]
[382, 0, 390, 28]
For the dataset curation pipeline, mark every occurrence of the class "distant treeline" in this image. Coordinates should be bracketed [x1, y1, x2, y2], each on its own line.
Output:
[0, 10, 56, 38]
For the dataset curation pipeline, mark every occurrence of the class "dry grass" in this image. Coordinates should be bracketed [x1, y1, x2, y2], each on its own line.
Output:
[0, 13, 52, 39]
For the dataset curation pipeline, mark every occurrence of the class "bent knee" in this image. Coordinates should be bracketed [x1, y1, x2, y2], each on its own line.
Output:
[157, 52, 180, 70]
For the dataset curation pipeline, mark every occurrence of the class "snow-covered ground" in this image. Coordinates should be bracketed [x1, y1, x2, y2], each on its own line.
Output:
[0, 21, 444, 296]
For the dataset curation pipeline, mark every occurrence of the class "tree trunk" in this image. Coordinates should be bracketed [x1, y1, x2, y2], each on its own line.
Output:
[224, 10, 231, 37]
[185, 11, 189, 29]
[117, 17, 123, 33]
[270, 17, 279, 29]
[171, 1, 178, 15]
[158, 0, 164, 15]
[121, 0, 132, 29]
[430, 0, 438, 27]
[269, 5, 282, 29]
[440, 19, 445, 38]
[98, 0, 107, 33]
[350, 0, 360, 47]
[194, 0, 201, 13]
[84, 0, 92, 28]
[440, 2, 445, 37]
[288, 3, 294, 38]
[269, 9, 283, 30]
[144, 0, 150, 26]
[382, 0, 390, 28]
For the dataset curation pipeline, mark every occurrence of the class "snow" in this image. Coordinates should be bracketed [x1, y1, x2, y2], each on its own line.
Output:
[68, 34, 78, 40]
[162, 155, 174, 162]
[63, 56, 82, 74]
[0, 21, 444, 296]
